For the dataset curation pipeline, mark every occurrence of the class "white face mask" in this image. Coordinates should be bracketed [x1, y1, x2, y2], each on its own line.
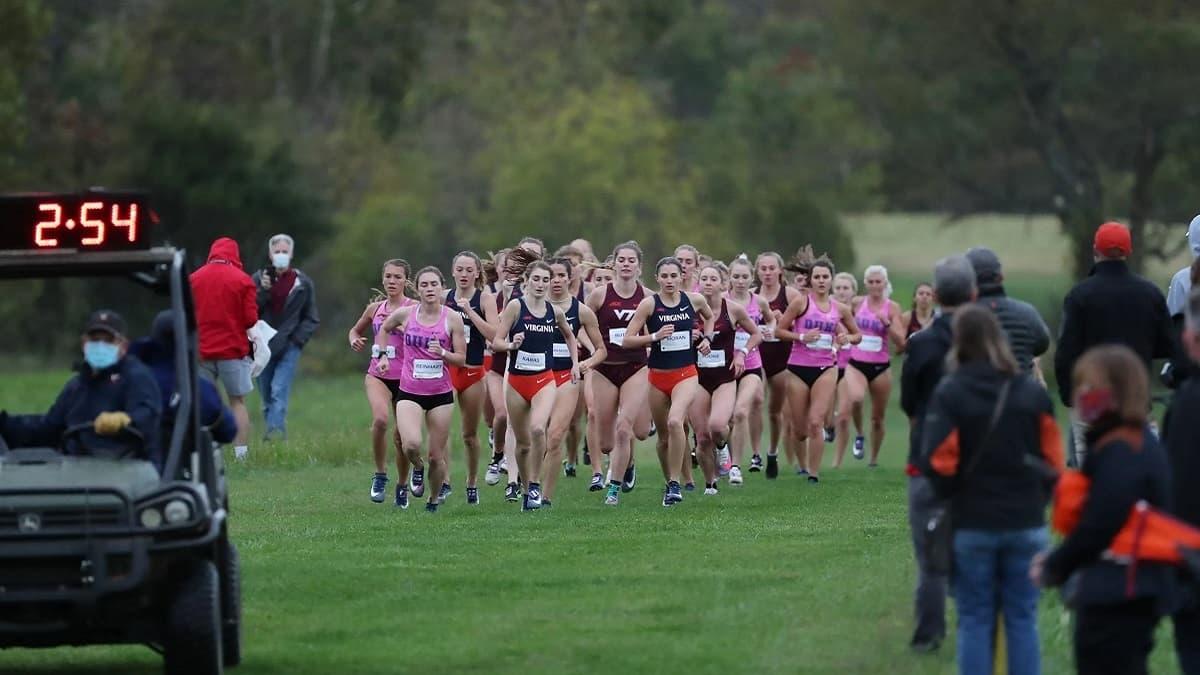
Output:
[272, 252, 291, 269]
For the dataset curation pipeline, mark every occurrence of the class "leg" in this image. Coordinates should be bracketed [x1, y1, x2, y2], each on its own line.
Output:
[705, 382, 737, 484]
[565, 387, 585, 466]
[424, 404, 454, 506]
[999, 527, 1048, 675]
[952, 529, 1000, 675]
[395, 401, 426, 470]
[506, 385, 534, 482]
[666, 378, 700, 484]
[1075, 600, 1159, 675]
[265, 345, 302, 436]
[649, 387, 672, 480]
[364, 376, 394, 473]
[767, 372, 788, 456]
[458, 380, 485, 488]
[590, 371, 620, 485]
[867, 370, 892, 465]
[543, 380, 579, 500]
[525, 382, 558, 493]
[689, 387, 716, 485]
[730, 375, 762, 468]
[786, 372, 812, 471]
[749, 380, 764, 458]
[610, 369, 650, 488]
[228, 395, 250, 447]
[487, 372, 508, 462]
[834, 371, 866, 467]
[257, 358, 277, 433]
[803, 369, 838, 478]
[907, 476, 948, 646]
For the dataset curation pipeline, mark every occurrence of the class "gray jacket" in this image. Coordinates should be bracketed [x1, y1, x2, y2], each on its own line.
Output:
[1166, 214, 1200, 318]
[253, 269, 320, 358]
[977, 285, 1050, 373]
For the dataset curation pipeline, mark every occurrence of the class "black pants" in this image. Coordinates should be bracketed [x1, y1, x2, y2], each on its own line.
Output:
[1176, 605, 1200, 674]
[1075, 599, 1159, 675]
[906, 475, 948, 645]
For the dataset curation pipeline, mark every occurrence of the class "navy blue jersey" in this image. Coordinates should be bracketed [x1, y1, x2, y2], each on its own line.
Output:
[552, 297, 581, 372]
[508, 298, 558, 376]
[445, 289, 486, 367]
[647, 293, 697, 370]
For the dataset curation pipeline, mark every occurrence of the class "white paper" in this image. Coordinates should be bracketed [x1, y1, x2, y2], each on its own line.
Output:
[858, 335, 884, 353]
[660, 331, 690, 352]
[553, 342, 570, 359]
[698, 349, 727, 368]
[806, 333, 834, 351]
[514, 350, 546, 371]
[413, 359, 444, 379]
[608, 328, 627, 346]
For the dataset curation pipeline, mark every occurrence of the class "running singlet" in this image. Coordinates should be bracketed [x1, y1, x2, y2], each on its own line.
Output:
[399, 306, 452, 395]
[698, 299, 735, 372]
[596, 284, 647, 365]
[729, 292, 763, 371]
[444, 289, 486, 367]
[906, 311, 926, 338]
[850, 299, 891, 364]
[647, 293, 697, 370]
[507, 298, 557, 376]
[760, 286, 789, 350]
[788, 296, 839, 368]
[370, 299, 411, 379]
[552, 297, 581, 372]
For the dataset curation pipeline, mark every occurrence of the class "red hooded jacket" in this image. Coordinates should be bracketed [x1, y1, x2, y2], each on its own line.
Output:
[190, 238, 258, 360]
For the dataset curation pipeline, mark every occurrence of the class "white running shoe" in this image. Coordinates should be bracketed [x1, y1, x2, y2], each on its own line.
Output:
[729, 466, 743, 485]
[485, 462, 502, 486]
[717, 444, 732, 476]
[703, 483, 719, 496]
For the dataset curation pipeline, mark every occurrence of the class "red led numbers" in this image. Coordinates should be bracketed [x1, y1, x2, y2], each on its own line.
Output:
[26, 199, 143, 249]
[79, 201, 104, 245]
[35, 203, 63, 247]
[111, 202, 137, 241]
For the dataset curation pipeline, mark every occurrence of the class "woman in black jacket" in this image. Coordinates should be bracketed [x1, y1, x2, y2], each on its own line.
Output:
[921, 305, 1064, 675]
[1032, 344, 1173, 675]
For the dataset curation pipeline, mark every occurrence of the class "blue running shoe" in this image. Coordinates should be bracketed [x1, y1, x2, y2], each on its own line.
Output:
[665, 480, 684, 505]
[621, 464, 636, 493]
[394, 485, 409, 510]
[370, 472, 388, 503]
[684, 482, 696, 492]
[438, 483, 452, 504]
[425, 501, 438, 513]
[523, 483, 543, 511]
[505, 482, 520, 502]
[589, 473, 605, 492]
[466, 486, 479, 505]
[749, 454, 763, 472]
[853, 435, 865, 460]
[411, 467, 426, 498]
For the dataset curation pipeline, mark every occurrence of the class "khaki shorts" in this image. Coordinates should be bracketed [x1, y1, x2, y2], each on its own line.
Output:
[201, 358, 254, 397]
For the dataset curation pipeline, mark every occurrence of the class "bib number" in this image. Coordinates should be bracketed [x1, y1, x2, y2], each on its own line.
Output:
[806, 333, 834, 351]
[608, 328, 627, 346]
[859, 335, 884, 353]
[698, 349, 726, 368]
[660, 331, 690, 352]
[463, 323, 471, 344]
[413, 359, 444, 380]
[553, 342, 570, 359]
[515, 350, 546, 371]
[734, 332, 750, 350]
[759, 325, 778, 342]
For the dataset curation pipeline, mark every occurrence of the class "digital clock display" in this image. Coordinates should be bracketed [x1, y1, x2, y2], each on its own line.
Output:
[0, 192, 154, 252]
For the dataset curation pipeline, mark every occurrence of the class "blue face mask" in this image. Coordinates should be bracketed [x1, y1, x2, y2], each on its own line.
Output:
[83, 340, 121, 370]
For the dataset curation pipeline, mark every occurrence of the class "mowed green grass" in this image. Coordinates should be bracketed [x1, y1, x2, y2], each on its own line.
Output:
[0, 369, 1180, 675]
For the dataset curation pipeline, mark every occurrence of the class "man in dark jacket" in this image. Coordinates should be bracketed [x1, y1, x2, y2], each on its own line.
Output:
[965, 246, 1050, 374]
[0, 310, 161, 463]
[252, 233, 319, 440]
[898, 254, 976, 653]
[190, 236, 257, 459]
[1054, 222, 1178, 464]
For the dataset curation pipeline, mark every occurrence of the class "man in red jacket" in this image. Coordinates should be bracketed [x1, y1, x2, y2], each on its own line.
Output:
[190, 237, 258, 460]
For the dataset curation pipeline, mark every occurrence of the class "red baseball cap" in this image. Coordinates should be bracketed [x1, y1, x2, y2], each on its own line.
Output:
[1094, 222, 1132, 256]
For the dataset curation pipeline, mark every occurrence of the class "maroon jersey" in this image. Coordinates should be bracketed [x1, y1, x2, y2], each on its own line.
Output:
[596, 283, 647, 364]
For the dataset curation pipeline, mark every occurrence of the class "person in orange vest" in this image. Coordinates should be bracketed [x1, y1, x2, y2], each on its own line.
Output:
[1032, 345, 1174, 675]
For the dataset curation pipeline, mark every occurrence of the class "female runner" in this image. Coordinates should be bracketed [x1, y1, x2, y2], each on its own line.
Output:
[833, 265, 906, 468]
[586, 243, 653, 505]
[691, 262, 761, 494]
[492, 260, 579, 511]
[374, 267, 468, 512]
[725, 256, 774, 486]
[622, 257, 714, 506]
[902, 282, 935, 338]
[484, 249, 511, 487]
[348, 259, 412, 504]
[775, 257, 860, 483]
[828, 272, 864, 448]
[674, 244, 701, 293]
[444, 251, 498, 505]
[552, 244, 590, 477]
[542, 257, 606, 506]
[753, 252, 802, 478]
[580, 260, 614, 472]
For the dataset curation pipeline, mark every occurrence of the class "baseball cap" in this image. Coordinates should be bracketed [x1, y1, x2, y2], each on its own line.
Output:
[84, 309, 127, 338]
[1094, 222, 1132, 257]
[965, 247, 1003, 283]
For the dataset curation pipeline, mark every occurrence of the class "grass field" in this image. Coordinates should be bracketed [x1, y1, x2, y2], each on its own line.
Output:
[0, 370, 1181, 675]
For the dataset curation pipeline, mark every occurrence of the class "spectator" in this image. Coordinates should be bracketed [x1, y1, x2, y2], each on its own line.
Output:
[253, 233, 320, 440]
[898, 254, 976, 653]
[1167, 215, 1200, 322]
[190, 236, 257, 460]
[128, 310, 237, 470]
[1053, 222, 1177, 464]
[0, 310, 161, 462]
[920, 305, 1064, 675]
[1165, 287, 1200, 674]
[965, 246, 1051, 374]
[1034, 345, 1174, 675]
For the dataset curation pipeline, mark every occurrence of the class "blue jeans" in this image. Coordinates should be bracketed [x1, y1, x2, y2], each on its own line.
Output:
[953, 527, 1047, 675]
[258, 344, 302, 436]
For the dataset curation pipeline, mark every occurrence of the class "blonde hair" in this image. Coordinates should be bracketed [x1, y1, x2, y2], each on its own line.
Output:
[864, 264, 894, 299]
[833, 272, 858, 294]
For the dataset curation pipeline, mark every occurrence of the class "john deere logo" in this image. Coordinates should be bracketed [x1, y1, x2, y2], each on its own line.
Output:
[17, 513, 41, 533]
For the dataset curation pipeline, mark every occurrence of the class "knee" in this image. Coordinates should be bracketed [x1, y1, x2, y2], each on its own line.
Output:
[732, 407, 749, 425]
[666, 417, 686, 435]
[707, 421, 727, 441]
[872, 415, 886, 429]
[461, 428, 478, 444]
[371, 416, 389, 433]
[530, 426, 547, 443]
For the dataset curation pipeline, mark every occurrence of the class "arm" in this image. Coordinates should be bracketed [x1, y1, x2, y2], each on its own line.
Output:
[1, 379, 78, 447]
[490, 300, 522, 353]
[578, 305, 607, 372]
[1054, 291, 1083, 407]
[773, 296, 809, 343]
[886, 301, 907, 351]
[253, 270, 270, 312]
[553, 306, 581, 380]
[292, 276, 320, 347]
[1027, 303, 1051, 358]
[839, 302, 863, 343]
[241, 278, 259, 329]
[918, 385, 959, 496]
[899, 339, 923, 418]
[434, 312, 467, 368]
[470, 290, 499, 341]
[125, 370, 163, 451]
[374, 307, 411, 377]
[729, 301, 761, 376]
[620, 298, 659, 350]
[349, 301, 382, 352]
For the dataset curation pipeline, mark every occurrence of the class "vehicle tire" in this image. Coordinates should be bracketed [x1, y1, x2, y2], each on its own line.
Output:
[164, 559, 223, 675]
[219, 539, 242, 667]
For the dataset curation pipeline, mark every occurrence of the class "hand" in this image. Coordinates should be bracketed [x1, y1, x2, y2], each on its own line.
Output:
[259, 271, 272, 290]
[428, 338, 445, 358]
[510, 332, 525, 350]
[697, 338, 712, 356]
[731, 351, 746, 377]
[1029, 551, 1047, 587]
[376, 356, 390, 376]
[762, 326, 776, 341]
[771, 309, 783, 322]
[94, 411, 132, 436]
[655, 325, 675, 342]
[350, 335, 367, 352]
[571, 364, 582, 384]
[803, 328, 821, 344]
[836, 333, 851, 347]
[578, 359, 592, 378]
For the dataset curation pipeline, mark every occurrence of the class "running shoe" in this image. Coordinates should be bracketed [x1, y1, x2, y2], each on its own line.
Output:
[564, 462, 576, 477]
[505, 482, 520, 502]
[717, 443, 732, 476]
[467, 486, 479, 505]
[499, 457, 509, 474]
[684, 482, 696, 492]
[691, 450, 699, 468]
[853, 435, 865, 460]
[665, 480, 684, 505]
[797, 467, 809, 476]
[729, 466, 743, 485]
[605, 483, 620, 505]
[438, 483, 452, 504]
[370, 472, 388, 503]
[411, 467, 426, 497]
[749, 454, 763, 472]
[823, 426, 835, 443]
[765, 453, 779, 479]
[704, 482, 719, 496]
[425, 501, 438, 513]
[621, 464, 636, 493]
[541, 499, 552, 508]
[589, 473, 605, 492]
[523, 483, 543, 511]
[485, 462, 502, 485]
[807, 475, 819, 484]
[583, 440, 591, 466]
[394, 485, 409, 510]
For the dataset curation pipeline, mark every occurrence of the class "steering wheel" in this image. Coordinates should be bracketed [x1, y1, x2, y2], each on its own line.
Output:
[61, 422, 146, 460]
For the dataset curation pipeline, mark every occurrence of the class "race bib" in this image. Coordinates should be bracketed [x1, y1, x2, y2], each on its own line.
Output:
[553, 342, 570, 359]
[734, 332, 750, 351]
[515, 350, 546, 371]
[608, 328, 627, 346]
[413, 359, 444, 380]
[698, 349, 726, 368]
[660, 331, 690, 352]
[385, 345, 397, 359]
[759, 324, 778, 342]
[859, 335, 884, 353]
[463, 323, 471, 343]
[806, 333, 834, 351]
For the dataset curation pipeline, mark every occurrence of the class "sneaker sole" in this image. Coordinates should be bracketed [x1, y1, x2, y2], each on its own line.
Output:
[370, 494, 386, 503]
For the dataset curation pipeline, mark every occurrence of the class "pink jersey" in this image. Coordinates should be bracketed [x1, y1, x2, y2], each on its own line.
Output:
[369, 298, 412, 379]
[788, 295, 839, 368]
[399, 306, 453, 395]
[728, 292, 763, 371]
[838, 342, 852, 369]
[849, 298, 891, 364]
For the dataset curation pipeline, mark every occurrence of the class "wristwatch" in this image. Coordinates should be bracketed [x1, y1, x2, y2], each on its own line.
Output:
[737, 346, 750, 356]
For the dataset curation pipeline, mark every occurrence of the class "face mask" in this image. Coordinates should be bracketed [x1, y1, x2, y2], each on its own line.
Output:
[272, 252, 291, 269]
[83, 340, 121, 371]
[1076, 387, 1115, 425]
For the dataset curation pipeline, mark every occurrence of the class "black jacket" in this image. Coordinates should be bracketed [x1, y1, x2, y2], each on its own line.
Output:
[1164, 377, 1200, 527]
[1054, 260, 1177, 406]
[919, 363, 1063, 530]
[253, 268, 320, 358]
[900, 312, 953, 467]
[1043, 419, 1175, 609]
[0, 356, 162, 461]
[977, 284, 1050, 374]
